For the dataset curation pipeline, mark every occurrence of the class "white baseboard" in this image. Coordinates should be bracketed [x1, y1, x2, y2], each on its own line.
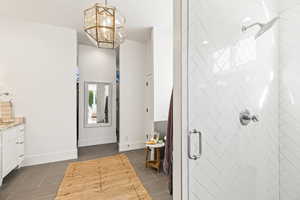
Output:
[78, 137, 117, 147]
[23, 149, 78, 167]
[118, 142, 145, 152]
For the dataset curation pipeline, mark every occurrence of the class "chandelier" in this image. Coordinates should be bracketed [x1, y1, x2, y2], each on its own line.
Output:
[84, 1, 126, 49]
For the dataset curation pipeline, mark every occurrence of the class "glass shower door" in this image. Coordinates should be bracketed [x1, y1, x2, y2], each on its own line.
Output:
[186, 0, 279, 199]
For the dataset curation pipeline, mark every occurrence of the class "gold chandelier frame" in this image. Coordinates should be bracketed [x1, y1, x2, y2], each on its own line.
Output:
[84, 3, 117, 48]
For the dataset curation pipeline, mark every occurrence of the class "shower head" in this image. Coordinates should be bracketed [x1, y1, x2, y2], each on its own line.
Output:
[242, 17, 279, 39]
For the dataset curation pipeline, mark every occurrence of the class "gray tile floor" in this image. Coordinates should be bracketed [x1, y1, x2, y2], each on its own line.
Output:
[0, 144, 172, 200]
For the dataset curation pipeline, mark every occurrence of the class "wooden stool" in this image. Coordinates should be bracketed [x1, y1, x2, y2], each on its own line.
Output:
[145, 143, 165, 172]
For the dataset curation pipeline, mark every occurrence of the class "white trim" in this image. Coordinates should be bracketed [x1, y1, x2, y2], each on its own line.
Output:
[173, 0, 182, 199]
[118, 142, 145, 152]
[181, 0, 189, 199]
[78, 137, 117, 147]
[174, 0, 188, 199]
[23, 149, 78, 167]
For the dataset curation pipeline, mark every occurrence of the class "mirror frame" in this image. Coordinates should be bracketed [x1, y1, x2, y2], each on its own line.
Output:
[84, 81, 113, 128]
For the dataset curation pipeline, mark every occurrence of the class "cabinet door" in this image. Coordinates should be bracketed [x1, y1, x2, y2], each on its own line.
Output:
[0, 135, 2, 179]
[17, 126, 25, 165]
[2, 127, 19, 177]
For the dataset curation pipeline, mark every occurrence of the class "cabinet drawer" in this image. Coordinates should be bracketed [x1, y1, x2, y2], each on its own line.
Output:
[17, 140, 25, 165]
[17, 134, 24, 144]
[18, 125, 25, 133]
[2, 127, 19, 142]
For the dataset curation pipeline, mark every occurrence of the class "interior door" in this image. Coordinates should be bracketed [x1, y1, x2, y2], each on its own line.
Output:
[145, 75, 153, 138]
[186, 0, 279, 200]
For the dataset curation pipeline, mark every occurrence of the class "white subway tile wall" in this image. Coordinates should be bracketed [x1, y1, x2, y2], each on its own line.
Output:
[188, 0, 279, 199]
[279, 1, 300, 199]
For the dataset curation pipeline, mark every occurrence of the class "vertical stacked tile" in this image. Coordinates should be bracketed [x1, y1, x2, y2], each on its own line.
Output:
[279, 1, 300, 199]
[188, 0, 279, 199]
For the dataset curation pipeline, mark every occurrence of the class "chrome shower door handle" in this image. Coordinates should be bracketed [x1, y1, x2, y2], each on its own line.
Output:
[188, 129, 202, 160]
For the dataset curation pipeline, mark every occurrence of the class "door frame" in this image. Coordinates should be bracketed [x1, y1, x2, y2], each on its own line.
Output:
[173, 0, 188, 199]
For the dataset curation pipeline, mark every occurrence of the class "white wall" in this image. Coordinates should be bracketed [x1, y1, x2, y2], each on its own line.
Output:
[145, 31, 154, 76]
[187, 0, 279, 199]
[0, 18, 77, 166]
[279, 1, 300, 199]
[119, 40, 147, 151]
[144, 35, 154, 137]
[78, 45, 117, 147]
[151, 0, 173, 122]
[153, 27, 173, 122]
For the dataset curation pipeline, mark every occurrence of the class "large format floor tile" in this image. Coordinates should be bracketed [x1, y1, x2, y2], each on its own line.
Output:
[0, 144, 172, 200]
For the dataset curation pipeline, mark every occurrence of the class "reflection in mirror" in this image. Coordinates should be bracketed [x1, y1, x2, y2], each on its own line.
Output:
[85, 82, 112, 127]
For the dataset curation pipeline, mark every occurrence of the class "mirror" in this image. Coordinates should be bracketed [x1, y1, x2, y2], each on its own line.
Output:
[84, 82, 112, 127]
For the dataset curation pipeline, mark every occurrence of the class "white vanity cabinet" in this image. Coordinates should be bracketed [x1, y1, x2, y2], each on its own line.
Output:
[0, 124, 25, 186]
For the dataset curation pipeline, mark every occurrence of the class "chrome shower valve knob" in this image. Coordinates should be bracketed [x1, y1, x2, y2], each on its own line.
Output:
[251, 115, 259, 122]
[240, 109, 259, 126]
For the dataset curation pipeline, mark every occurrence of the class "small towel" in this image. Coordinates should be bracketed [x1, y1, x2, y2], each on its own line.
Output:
[163, 91, 173, 195]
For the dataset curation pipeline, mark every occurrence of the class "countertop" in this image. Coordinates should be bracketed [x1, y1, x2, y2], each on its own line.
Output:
[0, 117, 25, 131]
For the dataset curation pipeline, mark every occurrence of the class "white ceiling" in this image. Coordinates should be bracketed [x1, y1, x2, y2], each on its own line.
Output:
[0, 0, 172, 45]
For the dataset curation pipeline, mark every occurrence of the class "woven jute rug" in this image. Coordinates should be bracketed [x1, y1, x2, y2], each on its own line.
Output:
[55, 154, 152, 200]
